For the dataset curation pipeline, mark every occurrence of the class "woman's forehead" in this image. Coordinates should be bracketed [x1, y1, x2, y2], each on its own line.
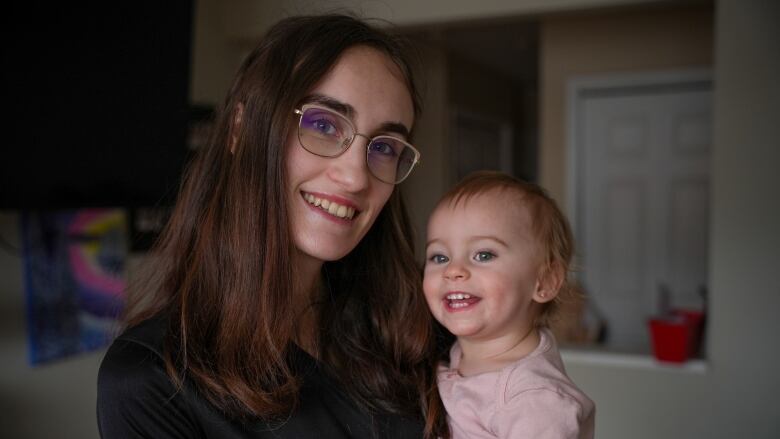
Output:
[306, 45, 414, 129]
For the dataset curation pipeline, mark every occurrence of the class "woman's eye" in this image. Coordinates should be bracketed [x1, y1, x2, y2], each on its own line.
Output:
[429, 254, 449, 264]
[368, 140, 398, 157]
[301, 109, 343, 138]
[312, 119, 338, 136]
[474, 251, 495, 262]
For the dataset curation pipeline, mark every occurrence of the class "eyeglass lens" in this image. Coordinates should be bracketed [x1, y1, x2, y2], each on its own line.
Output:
[298, 106, 417, 184]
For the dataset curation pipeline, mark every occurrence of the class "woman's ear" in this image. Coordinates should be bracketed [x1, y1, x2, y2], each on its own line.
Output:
[229, 103, 244, 154]
[533, 264, 564, 304]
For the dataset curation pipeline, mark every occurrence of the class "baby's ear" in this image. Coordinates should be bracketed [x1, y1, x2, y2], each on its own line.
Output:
[229, 103, 244, 154]
[533, 263, 564, 304]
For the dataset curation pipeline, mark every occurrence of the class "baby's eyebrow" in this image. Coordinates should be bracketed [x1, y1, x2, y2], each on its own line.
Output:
[426, 236, 510, 249]
[469, 235, 510, 248]
[425, 238, 442, 248]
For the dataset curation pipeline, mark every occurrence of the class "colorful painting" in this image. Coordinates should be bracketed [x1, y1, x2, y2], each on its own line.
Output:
[21, 209, 128, 365]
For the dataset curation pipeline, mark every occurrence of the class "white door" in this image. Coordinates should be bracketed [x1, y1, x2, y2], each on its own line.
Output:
[575, 81, 712, 353]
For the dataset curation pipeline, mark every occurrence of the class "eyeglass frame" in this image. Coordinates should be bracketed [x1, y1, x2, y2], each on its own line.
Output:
[292, 103, 421, 184]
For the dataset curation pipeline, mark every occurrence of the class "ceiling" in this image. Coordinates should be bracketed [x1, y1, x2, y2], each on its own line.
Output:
[407, 19, 539, 83]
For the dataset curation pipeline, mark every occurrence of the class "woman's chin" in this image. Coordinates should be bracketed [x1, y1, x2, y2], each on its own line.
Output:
[294, 240, 354, 265]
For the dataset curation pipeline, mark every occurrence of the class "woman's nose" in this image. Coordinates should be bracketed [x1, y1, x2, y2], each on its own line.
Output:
[444, 262, 469, 281]
[327, 135, 370, 192]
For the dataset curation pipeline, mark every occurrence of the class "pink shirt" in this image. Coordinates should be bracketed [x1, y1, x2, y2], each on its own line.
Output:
[438, 329, 595, 439]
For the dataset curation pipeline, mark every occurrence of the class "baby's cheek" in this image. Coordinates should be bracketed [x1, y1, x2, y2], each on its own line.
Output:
[422, 275, 434, 296]
[422, 275, 439, 302]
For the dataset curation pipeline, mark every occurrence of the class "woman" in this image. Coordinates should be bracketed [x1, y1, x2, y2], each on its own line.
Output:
[97, 14, 447, 438]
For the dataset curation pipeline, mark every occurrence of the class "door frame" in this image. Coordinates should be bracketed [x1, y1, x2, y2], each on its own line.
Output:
[565, 69, 712, 240]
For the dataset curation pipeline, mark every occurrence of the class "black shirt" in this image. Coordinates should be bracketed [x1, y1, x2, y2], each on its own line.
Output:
[97, 317, 424, 438]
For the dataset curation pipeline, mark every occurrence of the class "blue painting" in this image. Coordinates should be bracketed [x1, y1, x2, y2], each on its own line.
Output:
[21, 209, 128, 365]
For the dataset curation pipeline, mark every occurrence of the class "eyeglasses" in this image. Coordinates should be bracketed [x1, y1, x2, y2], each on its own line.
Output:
[293, 104, 420, 184]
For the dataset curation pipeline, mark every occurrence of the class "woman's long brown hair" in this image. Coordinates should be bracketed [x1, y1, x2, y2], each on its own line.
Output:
[123, 14, 448, 438]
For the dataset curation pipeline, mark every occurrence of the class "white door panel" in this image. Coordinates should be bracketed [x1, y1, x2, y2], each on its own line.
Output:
[577, 86, 711, 352]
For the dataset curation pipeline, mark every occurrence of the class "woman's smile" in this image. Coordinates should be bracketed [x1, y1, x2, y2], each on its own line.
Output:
[301, 191, 359, 222]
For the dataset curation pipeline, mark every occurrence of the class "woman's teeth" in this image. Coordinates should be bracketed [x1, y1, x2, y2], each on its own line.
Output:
[303, 193, 356, 220]
[446, 293, 472, 300]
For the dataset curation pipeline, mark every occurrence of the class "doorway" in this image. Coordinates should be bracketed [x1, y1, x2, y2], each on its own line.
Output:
[568, 71, 712, 353]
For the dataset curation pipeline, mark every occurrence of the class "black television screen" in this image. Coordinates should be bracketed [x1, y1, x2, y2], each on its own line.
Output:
[3, 2, 194, 209]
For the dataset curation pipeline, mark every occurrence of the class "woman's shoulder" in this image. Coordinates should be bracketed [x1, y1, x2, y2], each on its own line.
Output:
[98, 315, 169, 390]
[113, 313, 168, 355]
[99, 315, 165, 377]
[97, 315, 204, 437]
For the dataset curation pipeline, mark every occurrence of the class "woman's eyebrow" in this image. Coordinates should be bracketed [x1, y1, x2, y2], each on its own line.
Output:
[302, 94, 411, 139]
[379, 122, 410, 139]
[303, 94, 354, 118]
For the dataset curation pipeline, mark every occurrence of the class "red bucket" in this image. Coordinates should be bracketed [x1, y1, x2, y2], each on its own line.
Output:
[649, 317, 690, 363]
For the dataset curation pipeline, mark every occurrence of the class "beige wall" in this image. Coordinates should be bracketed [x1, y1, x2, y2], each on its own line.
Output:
[221, 0, 682, 41]
[189, 0, 249, 105]
[539, 4, 714, 206]
[706, 0, 779, 434]
[402, 42, 526, 257]
[401, 41, 450, 257]
[448, 54, 516, 121]
[194, 0, 684, 106]
[553, 2, 780, 438]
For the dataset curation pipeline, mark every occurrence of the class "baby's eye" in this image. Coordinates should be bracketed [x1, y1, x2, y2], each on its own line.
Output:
[428, 254, 449, 264]
[473, 251, 495, 262]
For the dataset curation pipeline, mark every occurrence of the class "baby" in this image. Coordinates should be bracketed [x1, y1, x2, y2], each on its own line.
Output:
[424, 171, 595, 439]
